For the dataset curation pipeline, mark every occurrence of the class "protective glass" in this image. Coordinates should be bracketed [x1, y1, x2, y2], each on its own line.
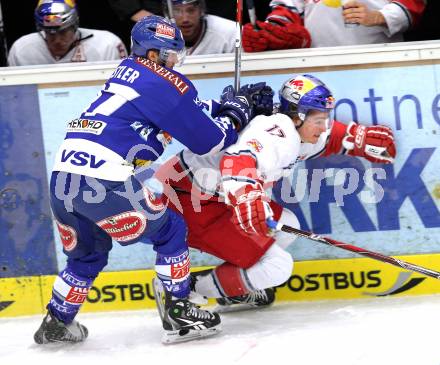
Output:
[159, 47, 187, 67]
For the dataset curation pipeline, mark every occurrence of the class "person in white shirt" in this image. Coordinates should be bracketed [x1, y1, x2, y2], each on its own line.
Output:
[163, 0, 236, 55]
[242, 0, 426, 51]
[156, 74, 397, 309]
[8, 0, 127, 66]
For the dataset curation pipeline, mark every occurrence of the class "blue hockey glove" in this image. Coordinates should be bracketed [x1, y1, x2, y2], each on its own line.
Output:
[239, 82, 274, 116]
[218, 85, 254, 130]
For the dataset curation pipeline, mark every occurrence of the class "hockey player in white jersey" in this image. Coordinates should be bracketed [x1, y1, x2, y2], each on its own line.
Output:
[8, 0, 127, 66]
[163, 0, 236, 55]
[157, 74, 396, 309]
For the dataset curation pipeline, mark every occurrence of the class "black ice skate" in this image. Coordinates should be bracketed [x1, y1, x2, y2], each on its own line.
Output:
[152, 278, 221, 344]
[215, 287, 276, 313]
[34, 310, 88, 344]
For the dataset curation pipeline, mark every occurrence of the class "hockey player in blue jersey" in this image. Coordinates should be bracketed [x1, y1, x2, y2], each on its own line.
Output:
[34, 15, 261, 345]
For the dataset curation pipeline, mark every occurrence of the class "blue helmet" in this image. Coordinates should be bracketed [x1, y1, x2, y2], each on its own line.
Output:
[35, 0, 79, 34]
[131, 15, 186, 64]
[279, 74, 335, 121]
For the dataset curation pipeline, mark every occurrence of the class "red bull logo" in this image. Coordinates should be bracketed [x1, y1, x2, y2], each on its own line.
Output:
[289, 79, 304, 90]
[246, 139, 263, 153]
[43, 14, 63, 27]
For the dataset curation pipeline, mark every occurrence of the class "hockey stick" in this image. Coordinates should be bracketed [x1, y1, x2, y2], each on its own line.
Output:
[166, 0, 175, 23]
[245, 0, 257, 29]
[234, 0, 243, 91]
[267, 220, 440, 280]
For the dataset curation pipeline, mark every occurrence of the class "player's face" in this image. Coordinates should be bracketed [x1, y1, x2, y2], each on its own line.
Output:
[173, 4, 202, 43]
[298, 110, 330, 144]
[44, 27, 77, 59]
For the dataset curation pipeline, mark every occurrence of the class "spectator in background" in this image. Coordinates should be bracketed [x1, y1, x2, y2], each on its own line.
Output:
[107, 0, 162, 22]
[8, 0, 127, 66]
[163, 0, 236, 55]
[107, 0, 240, 23]
[242, 0, 425, 51]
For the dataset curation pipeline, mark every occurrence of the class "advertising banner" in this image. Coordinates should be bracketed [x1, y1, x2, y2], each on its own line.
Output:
[0, 85, 56, 277]
[1, 63, 439, 276]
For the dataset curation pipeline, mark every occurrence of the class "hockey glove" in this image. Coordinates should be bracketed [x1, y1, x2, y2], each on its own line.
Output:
[261, 20, 311, 50]
[242, 6, 311, 52]
[264, 7, 311, 49]
[219, 85, 254, 130]
[227, 181, 273, 237]
[242, 22, 269, 52]
[239, 82, 274, 116]
[342, 122, 396, 163]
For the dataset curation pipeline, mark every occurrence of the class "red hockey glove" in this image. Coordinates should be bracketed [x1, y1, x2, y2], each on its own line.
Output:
[263, 6, 311, 49]
[242, 22, 269, 52]
[342, 122, 396, 163]
[242, 6, 311, 52]
[260, 20, 311, 50]
[227, 182, 273, 237]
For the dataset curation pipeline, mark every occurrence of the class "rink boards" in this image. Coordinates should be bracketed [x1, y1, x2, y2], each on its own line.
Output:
[2, 47, 440, 278]
[2, 252, 440, 318]
[1, 45, 440, 319]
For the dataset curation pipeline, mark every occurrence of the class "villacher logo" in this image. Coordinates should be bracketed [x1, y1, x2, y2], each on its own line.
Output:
[97, 211, 147, 242]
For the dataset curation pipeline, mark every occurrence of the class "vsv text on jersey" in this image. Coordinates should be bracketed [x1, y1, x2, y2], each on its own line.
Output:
[61, 150, 106, 169]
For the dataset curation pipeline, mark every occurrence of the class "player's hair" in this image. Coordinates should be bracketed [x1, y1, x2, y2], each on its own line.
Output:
[162, 0, 206, 19]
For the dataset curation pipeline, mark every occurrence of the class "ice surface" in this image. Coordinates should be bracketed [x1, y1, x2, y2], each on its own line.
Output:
[1, 295, 440, 365]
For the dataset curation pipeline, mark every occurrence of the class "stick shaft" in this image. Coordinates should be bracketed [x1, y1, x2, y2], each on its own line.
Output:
[270, 221, 440, 280]
[166, 0, 175, 22]
[234, 0, 243, 91]
[245, 0, 257, 28]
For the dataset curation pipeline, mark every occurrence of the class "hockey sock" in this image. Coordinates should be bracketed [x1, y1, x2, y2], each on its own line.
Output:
[193, 263, 253, 298]
[213, 263, 255, 297]
[47, 268, 94, 324]
[155, 248, 191, 298]
[191, 270, 222, 298]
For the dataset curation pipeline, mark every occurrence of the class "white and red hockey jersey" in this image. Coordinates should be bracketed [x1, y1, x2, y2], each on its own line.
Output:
[187, 15, 236, 55]
[174, 113, 349, 198]
[269, 0, 425, 47]
[8, 28, 127, 66]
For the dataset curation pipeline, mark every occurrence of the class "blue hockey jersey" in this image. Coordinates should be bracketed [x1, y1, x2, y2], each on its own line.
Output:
[53, 56, 237, 181]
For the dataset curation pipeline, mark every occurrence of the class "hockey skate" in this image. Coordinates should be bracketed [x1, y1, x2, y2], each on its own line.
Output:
[215, 287, 276, 313]
[34, 310, 88, 344]
[152, 278, 221, 344]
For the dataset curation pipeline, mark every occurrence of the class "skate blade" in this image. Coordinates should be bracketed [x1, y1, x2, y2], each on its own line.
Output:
[152, 278, 166, 322]
[213, 303, 270, 313]
[162, 324, 222, 344]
